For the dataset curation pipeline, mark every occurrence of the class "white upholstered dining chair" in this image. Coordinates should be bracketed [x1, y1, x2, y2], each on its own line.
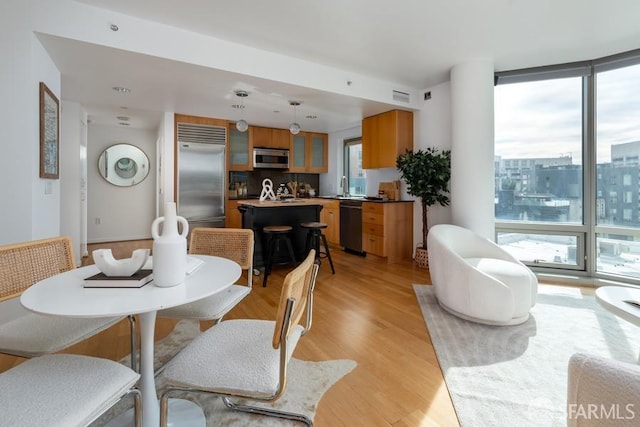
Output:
[158, 227, 255, 325]
[0, 354, 141, 427]
[160, 250, 319, 426]
[0, 237, 137, 368]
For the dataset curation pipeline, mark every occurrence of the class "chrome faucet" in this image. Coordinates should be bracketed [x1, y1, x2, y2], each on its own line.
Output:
[340, 175, 349, 197]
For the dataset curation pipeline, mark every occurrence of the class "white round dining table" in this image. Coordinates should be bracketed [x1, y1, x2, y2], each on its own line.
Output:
[21, 254, 241, 427]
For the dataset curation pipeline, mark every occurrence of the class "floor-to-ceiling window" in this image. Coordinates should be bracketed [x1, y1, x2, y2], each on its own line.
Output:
[495, 51, 640, 283]
[595, 62, 640, 279]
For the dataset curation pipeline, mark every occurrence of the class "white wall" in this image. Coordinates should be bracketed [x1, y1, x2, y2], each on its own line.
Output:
[412, 81, 454, 248]
[87, 124, 157, 242]
[60, 101, 87, 265]
[157, 112, 175, 215]
[0, 3, 33, 244]
[31, 33, 62, 240]
[0, 2, 62, 245]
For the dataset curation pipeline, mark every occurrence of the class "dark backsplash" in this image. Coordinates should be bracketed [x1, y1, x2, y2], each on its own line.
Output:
[229, 170, 320, 197]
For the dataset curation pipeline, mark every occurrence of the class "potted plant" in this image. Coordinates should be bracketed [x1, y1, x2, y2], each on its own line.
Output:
[396, 147, 451, 268]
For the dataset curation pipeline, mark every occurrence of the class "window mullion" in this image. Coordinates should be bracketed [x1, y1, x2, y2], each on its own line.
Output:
[584, 70, 597, 276]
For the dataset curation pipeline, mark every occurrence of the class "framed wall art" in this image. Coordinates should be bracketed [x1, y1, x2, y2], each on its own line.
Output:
[39, 82, 59, 179]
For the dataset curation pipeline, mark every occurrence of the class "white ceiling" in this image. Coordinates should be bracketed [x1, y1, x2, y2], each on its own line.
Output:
[43, 0, 640, 132]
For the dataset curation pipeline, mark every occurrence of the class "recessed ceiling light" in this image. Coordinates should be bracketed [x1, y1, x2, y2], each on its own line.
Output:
[116, 116, 130, 121]
[112, 86, 131, 93]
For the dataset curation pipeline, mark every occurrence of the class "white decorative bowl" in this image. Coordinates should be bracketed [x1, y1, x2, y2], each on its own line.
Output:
[92, 248, 150, 277]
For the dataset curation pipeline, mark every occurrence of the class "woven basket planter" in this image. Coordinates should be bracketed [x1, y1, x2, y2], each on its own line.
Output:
[414, 246, 429, 269]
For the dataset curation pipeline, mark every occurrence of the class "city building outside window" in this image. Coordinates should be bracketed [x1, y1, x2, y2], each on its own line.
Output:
[495, 53, 640, 282]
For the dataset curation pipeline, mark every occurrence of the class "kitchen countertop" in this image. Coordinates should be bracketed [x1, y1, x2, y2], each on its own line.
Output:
[315, 196, 414, 203]
[237, 199, 323, 207]
[235, 197, 414, 206]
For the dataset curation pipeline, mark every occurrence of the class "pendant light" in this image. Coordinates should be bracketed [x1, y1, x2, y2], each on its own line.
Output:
[289, 101, 301, 135]
[235, 90, 249, 132]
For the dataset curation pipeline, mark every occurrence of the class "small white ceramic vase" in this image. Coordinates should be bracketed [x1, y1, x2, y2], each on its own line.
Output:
[151, 202, 189, 287]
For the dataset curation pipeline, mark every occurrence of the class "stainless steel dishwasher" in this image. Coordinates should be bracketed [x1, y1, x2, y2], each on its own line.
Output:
[339, 200, 364, 254]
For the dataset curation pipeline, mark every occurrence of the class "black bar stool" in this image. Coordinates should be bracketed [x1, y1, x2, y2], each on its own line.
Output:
[262, 225, 297, 287]
[300, 222, 335, 274]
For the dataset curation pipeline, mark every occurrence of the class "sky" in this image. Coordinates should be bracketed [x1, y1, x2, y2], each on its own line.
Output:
[494, 63, 640, 164]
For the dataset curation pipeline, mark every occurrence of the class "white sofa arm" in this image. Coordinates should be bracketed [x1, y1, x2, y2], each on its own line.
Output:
[567, 353, 640, 426]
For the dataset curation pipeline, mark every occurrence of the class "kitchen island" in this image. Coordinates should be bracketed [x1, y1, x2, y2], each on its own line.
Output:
[237, 199, 323, 268]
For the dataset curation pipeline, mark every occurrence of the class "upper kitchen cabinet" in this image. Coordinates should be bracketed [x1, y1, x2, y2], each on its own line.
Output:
[362, 109, 413, 169]
[271, 128, 290, 149]
[289, 132, 328, 173]
[252, 126, 289, 149]
[228, 124, 253, 171]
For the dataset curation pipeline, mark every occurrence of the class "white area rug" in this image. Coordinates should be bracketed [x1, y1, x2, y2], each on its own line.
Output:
[414, 284, 640, 426]
[98, 320, 356, 426]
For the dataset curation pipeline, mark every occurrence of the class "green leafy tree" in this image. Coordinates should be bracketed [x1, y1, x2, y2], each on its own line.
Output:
[396, 148, 451, 249]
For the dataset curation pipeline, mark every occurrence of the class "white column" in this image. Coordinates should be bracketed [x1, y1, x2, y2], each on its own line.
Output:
[450, 60, 495, 240]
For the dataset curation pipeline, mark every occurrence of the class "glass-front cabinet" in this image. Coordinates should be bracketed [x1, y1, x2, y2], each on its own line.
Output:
[228, 124, 253, 171]
[290, 134, 307, 173]
[309, 133, 328, 173]
[289, 132, 328, 173]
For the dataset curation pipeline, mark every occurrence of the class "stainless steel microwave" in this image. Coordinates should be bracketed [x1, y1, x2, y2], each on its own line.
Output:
[253, 148, 289, 169]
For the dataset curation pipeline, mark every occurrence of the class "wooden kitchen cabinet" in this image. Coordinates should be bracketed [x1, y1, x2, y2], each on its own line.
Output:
[319, 199, 340, 245]
[308, 133, 328, 173]
[251, 126, 272, 148]
[362, 109, 413, 169]
[290, 132, 328, 173]
[271, 128, 290, 149]
[225, 199, 242, 228]
[252, 126, 289, 149]
[228, 124, 253, 171]
[362, 201, 413, 263]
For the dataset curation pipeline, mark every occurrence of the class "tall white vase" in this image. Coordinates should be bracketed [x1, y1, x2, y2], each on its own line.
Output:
[151, 202, 189, 287]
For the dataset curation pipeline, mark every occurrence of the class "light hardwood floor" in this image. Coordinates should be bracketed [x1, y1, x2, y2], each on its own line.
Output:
[1, 240, 459, 426]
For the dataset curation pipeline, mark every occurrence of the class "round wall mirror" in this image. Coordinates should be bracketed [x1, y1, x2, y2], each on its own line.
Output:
[98, 144, 150, 187]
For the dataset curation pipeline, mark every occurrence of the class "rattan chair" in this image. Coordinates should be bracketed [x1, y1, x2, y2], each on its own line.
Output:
[160, 250, 319, 426]
[158, 227, 255, 324]
[0, 237, 137, 369]
[0, 353, 141, 427]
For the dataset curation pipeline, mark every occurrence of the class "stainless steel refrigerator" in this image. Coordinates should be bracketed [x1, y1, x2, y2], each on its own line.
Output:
[177, 125, 226, 231]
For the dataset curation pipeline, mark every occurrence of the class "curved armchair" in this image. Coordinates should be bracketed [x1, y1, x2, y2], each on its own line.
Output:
[427, 224, 537, 325]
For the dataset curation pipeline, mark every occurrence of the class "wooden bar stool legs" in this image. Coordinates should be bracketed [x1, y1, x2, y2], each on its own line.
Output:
[262, 225, 297, 287]
[301, 222, 335, 274]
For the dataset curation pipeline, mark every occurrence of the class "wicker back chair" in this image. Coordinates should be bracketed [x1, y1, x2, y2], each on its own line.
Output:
[158, 227, 255, 324]
[160, 251, 319, 426]
[0, 236, 75, 302]
[0, 237, 127, 360]
[188, 227, 254, 287]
